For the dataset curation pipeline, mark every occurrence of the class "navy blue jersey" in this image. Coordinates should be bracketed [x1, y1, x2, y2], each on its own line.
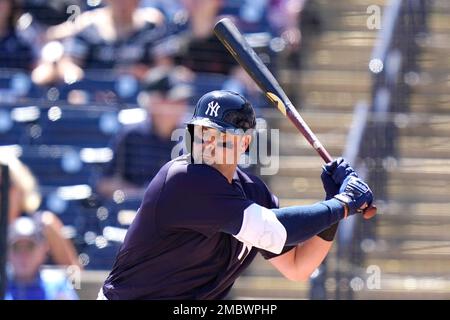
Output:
[102, 155, 292, 299]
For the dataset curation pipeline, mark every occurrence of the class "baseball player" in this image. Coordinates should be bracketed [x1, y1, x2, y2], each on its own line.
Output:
[98, 90, 373, 300]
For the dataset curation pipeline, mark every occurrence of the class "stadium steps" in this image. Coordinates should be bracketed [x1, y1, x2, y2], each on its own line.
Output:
[267, 110, 354, 133]
[301, 91, 371, 112]
[353, 0, 450, 299]
[355, 275, 450, 299]
[236, 0, 450, 300]
[398, 136, 450, 159]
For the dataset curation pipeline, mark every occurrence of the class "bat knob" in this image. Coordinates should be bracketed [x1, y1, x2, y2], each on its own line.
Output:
[363, 205, 377, 220]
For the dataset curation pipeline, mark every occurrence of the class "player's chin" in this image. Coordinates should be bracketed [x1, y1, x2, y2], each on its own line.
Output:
[192, 151, 215, 165]
[192, 151, 238, 166]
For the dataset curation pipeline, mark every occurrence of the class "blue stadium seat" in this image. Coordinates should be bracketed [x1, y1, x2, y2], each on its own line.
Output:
[81, 242, 121, 270]
[0, 105, 42, 145]
[57, 74, 141, 105]
[0, 70, 43, 100]
[97, 198, 141, 230]
[72, 198, 142, 269]
[19, 145, 95, 186]
[41, 191, 109, 252]
[38, 106, 120, 148]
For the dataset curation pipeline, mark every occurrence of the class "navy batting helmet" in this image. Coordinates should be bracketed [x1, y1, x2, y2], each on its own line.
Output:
[187, 90, 256, 134]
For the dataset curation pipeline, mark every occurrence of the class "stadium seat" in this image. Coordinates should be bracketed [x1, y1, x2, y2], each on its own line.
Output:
[38, 105, 120, 148]
[0, 70, 42, 100]
[97, 198, 141, 230]
[80, 242, 121, 270]
[19, 145, 95, 186]
[57, 74, 141, 105]
[0, 105, 42, 145]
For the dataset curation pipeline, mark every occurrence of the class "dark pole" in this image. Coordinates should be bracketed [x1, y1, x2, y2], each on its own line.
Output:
[0, 165, 10, 300]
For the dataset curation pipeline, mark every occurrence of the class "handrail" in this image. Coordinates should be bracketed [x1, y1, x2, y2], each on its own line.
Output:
[339, 101, 371, 246]
[309, 100, 371, 300]
[370, 0, 403, 74]
[333, 0, 427, 300]
[334, 102, 370, 300]
[310, 0, 429, 300]
[342, 102, 371, 166]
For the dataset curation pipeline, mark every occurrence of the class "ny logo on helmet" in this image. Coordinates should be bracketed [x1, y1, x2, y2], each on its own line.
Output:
[205, 101, 220, 117]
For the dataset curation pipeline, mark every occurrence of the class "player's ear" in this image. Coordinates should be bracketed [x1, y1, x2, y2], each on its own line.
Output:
[241, 135, 252, 153]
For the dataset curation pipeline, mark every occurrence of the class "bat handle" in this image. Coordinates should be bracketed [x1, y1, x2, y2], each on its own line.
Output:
[317, 146, 333, 163]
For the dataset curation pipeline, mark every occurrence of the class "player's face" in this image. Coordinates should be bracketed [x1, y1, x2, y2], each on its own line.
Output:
[192, 127, 251, 166]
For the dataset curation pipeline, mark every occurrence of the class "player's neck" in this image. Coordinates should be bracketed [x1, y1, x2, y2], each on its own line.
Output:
[211, 163, 237, 184]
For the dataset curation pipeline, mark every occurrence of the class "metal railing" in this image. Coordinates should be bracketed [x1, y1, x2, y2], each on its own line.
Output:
[347, 0, 427, 299]
[309, 101, 371, 300]
[310, 0, 428, 299]
[362, 0, 427, 242]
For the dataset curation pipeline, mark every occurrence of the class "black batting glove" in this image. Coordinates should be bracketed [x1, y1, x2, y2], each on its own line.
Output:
[334, 176, 373, 218]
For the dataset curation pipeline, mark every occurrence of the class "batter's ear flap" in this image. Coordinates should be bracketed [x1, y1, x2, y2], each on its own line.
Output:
[185, 125, 194, 162]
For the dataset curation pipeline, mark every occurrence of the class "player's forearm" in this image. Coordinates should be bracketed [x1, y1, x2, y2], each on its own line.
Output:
[273, 198, 345, 246]
[291, 236, 333, 281]
[268, 236, 333, 282]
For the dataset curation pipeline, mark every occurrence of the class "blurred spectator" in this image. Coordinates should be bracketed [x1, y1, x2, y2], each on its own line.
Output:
[0, 151, 80, 267]
[32, 0, 166, 85]
[22, 0, 82, 27]
[222, 0, 321, 69]
[97, 65, 192, 198]
[0, 0, 34, 70]
[222, 0, 305, 47]
[168, 0, 238, 75]
[5, 216, 79, 300]
[156, 0, 260, 99]
[16, 0, 82, 58]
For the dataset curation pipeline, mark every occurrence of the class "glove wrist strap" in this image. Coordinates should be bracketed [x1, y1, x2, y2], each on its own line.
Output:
[333, 194, 350, 218]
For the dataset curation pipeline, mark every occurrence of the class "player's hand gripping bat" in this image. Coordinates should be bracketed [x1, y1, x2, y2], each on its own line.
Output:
[214, 18, 376, 219]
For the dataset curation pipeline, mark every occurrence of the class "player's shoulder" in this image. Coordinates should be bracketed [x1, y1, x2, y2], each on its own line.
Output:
[164, 155, 232, 190]
[167, 154, 220, 182]
[236, 167, 269, 190]
[236, 167, 279, 208]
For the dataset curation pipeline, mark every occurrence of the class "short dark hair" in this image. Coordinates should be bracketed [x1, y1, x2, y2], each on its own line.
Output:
[222, 100, 256, 131]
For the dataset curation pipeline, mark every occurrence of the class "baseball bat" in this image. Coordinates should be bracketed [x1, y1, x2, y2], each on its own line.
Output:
[214, 18, 376, 219]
